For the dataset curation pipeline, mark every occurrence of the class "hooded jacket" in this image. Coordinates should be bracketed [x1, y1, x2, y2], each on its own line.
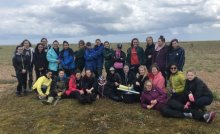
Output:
[59, 48, 75, 70]
[152, 45, 169, 71]
[32, 75, 52, 96]
[65, 74, 83, 95]
[94, 43, 104, 68]
[75, 48, 85, 70]
[166, 47, 185, 71]
[184, 77, 213, 100]
[47, 48, 60, 71]
[84, 48, 97, 72]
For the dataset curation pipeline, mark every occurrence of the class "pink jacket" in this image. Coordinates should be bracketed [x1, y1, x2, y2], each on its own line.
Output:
[65, 75, 80, 95]
[149, 72, 165, 92]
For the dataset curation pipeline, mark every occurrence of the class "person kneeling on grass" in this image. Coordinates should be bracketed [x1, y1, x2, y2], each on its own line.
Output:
[32, 71, 52, 99]
[97, 76, 111, 99]
[42, 70, 68, 105]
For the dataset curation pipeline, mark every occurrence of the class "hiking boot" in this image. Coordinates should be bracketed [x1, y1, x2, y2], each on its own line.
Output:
[42, 97, 54, 105]
[205, 112, 216, 123]
[16, 91, 22, 97]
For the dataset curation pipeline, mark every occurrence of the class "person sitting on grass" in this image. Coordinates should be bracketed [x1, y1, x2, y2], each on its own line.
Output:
[12, 45, 29, 96]
[42, 70, 68, 105]
[97, 76, 110, 99]
[80, 69, 98, 104]
[167, 63, 186, 100]
[117, 64, 138, 103]
[141, 80, 168, 111]
[60, 69, 85, 104]
[32, 70, 53, 100]
[133, 65, 149, 94]
[148, 64, 166, 92]
[159, 69, 216, 123]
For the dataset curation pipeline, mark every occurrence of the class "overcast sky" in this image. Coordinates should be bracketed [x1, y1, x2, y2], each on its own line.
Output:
[0, 0, 220, 45]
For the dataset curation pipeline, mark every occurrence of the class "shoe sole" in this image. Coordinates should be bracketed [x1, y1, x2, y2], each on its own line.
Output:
[207, 112, 216, 123]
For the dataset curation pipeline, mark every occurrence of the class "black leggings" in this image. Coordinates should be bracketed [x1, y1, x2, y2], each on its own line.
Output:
[16, 73, 27, 93]
[160, 98, 208, 121]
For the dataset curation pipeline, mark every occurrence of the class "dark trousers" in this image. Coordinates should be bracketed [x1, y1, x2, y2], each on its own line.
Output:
[16, 73, 27, 94]
[95, 68, 102, 78]
[35, 69, 47, 80]
[61, 91, 81, 99]
[130, 64, 140, 75]
[160, 98, 208, 121]
[27, 67, 33, 89]
[191, 96, 213, 109]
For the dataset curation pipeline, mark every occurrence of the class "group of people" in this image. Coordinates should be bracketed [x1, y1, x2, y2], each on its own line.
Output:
[12, 35, 216, 123]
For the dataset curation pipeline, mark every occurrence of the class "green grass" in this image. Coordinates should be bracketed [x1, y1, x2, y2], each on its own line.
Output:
[0, 41, 220, 133]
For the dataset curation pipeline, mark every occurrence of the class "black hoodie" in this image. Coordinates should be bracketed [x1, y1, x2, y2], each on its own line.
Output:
[33, 51, 48, 70]
[12, 53, 29, 74]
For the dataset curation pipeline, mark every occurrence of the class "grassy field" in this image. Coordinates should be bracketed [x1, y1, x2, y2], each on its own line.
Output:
[0, 41, 220, 134]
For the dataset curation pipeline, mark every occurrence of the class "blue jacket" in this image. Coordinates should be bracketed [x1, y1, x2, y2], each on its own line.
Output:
[84, 48, 97, 72]
[94, 43, 104, 68]
[59, 48, 75, 70]
[47, 48, 59, 71]
[166, 47, 185, 71]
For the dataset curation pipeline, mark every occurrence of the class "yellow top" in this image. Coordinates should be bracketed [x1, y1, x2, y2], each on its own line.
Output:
[32, 76, 52, 96]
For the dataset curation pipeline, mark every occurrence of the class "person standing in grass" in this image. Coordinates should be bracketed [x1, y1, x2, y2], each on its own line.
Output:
[145, 36, 155, 70]
[152, 35, 169, 79]
[32, 70, 53, 100]
[59, 41, 75, 77]
[112, 43, 126, 76]
[94, 39, 104, 78]
[12, 45, 29, 96]
[75, 40, 85, 72]
[41, 38, 51, 52]
[148, 64, 166, 92]
[103, 41, 114, 74]
[84, 42, 97, 73]
[167, 39, 185, 71]
[47, 40, 60, 76]
[21, 39, 34, 91]
[126, 38, 145, 75]
[33, 43, 48, 79]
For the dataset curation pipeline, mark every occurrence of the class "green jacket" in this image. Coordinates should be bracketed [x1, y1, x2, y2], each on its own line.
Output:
[169, 71, 186, 93]
[104, 48, 114, 71]
[126, 46, 145, 65]
[75, 48, 85, 70]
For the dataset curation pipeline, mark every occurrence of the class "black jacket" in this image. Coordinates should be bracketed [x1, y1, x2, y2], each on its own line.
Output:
[166, 47, 185, 71]
[184, 77, 213, 100]
[145, 43, 155, 70]
[106, 72, 122, 88]
[12, 54, 29, 74]
[134, 75, 149, 93]
[121, 71, 136, 86]
[33, 52, 48, 70]
[82, 76, 97, 93]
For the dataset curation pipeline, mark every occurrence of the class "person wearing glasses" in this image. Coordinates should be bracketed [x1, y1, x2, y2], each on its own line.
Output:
[167, 63, 186, 100]
[167, 39, 185, 71]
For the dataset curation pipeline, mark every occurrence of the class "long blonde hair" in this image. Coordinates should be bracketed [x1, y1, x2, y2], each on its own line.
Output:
[138, 65, 148, 81]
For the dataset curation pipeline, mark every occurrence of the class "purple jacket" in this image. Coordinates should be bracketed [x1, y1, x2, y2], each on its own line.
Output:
[152, 45, 168, 71]
[141, 87, 168, 110]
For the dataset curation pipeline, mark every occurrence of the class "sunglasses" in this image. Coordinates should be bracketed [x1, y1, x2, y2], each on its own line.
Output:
[170, 67, 177, 70]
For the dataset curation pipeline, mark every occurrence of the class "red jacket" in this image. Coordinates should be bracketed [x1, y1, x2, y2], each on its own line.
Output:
[65, 74, 80, 95]
[148, 72, 165, 92]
